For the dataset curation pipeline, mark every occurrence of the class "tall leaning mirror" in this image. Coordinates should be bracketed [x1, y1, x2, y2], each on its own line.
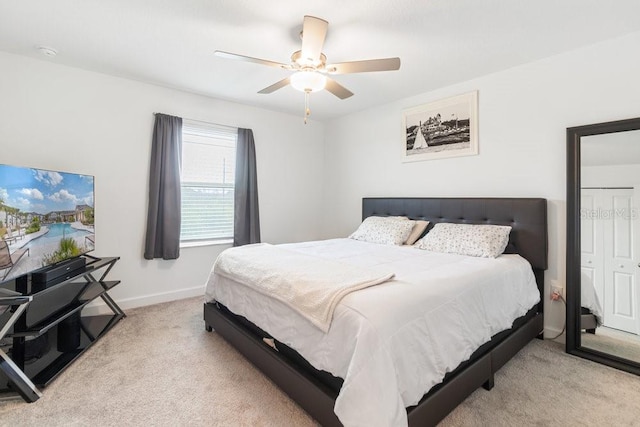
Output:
[567, 117, 640, 375]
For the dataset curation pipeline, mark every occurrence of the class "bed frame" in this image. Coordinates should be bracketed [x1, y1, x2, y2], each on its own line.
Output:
[581, 308, 598, 334]
[204, 197, 548, 426]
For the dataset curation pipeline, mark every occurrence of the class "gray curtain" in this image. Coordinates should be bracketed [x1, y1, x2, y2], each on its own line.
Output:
[144, 113, 182, 259]
[234, 128, 261, 246]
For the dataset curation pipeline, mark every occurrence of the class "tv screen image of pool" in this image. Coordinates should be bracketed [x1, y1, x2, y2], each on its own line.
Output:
[0, 163, 95, 283]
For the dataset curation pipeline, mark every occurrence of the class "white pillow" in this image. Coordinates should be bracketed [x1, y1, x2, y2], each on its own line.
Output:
[414, 223, 511, 258]
[404, 220, 430, 245]
[349, 216, 415, 245]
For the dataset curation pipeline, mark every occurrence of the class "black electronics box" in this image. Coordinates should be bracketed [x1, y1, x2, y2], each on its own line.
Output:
[31, 257, 87, 284]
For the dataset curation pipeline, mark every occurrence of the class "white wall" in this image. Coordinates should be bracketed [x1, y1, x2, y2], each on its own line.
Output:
[0, 52, 326, 310]
[582, 164, 640, 188]
[321, 31, 640, 336]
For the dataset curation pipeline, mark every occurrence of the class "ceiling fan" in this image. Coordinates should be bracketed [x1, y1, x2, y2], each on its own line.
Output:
[214, 15, 401, 122]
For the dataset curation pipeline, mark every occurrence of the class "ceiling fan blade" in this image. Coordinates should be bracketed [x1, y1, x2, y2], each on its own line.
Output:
[301, 15, 328, 64]
[326, 57, 401, 74]
[258, 77, 291, 94]
[214, 50, 290, 69]
[325, 77, 354, 100]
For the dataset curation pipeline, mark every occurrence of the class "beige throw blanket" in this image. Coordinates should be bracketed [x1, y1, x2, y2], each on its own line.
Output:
[213, 243, 395, 332]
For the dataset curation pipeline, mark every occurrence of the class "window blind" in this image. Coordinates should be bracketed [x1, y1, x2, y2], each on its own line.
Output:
[180, 120, 237, 242]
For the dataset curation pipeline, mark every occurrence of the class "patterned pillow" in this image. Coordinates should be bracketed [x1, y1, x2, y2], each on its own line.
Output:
[414, 223, 512, 258]
[349, 216, 416, 245]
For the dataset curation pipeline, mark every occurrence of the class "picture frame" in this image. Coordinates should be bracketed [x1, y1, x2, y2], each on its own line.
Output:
[402, 91, 478, 162]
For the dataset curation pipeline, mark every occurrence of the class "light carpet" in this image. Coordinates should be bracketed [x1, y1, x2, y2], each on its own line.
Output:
[581, 328, 640, 365]
[1, 297, 640, 426]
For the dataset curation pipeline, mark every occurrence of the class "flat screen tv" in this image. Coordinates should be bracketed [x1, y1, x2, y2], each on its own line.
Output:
[0, 163, 95, 283]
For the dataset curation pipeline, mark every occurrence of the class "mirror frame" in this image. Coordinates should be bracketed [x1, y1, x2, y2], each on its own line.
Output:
[566, 116, 640, 375]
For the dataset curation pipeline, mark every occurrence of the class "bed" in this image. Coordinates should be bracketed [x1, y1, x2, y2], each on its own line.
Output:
[581, 275, 603, 334]
[204, 197, 547, 426]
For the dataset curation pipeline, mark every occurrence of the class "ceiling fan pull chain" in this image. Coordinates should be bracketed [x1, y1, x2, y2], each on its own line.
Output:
[304, 90, 311, 124]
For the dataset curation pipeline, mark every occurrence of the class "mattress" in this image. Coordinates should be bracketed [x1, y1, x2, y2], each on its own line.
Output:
[581, 279, 604, 326]
[205, 238, 540, 427]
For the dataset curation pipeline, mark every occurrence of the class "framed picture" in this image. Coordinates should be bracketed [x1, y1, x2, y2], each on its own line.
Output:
[402, 91, 478, 162]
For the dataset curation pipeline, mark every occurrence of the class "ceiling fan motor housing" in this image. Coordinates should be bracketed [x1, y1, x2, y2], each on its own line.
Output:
[291, 50, 327, 70]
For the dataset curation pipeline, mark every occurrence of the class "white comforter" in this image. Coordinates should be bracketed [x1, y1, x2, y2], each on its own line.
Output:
[581, 276, 604, 326]
[213, 243, 395, 332]
[205, 239, 540, 427]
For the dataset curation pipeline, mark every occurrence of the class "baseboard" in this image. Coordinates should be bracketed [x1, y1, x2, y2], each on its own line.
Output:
[83, 285, 205, 316]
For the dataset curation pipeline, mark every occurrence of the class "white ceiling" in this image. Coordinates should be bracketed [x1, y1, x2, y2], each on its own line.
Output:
[582, 130, 640, 167]
[2, 0, 640, 121]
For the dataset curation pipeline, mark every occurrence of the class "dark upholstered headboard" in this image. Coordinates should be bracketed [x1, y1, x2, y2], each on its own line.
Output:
[363, 198, 548, 311]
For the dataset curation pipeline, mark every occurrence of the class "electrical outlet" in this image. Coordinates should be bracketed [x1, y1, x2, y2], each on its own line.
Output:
[551, 286, 563, 301]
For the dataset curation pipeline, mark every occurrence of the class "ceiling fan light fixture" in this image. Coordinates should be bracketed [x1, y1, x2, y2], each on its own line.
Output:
[290, 70, 326, 93]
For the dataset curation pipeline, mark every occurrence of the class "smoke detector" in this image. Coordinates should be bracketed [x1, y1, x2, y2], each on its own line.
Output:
[37, 46, 58, 57]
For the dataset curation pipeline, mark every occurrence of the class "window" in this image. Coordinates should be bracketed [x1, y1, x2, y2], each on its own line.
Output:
[180, 120, 237, 243]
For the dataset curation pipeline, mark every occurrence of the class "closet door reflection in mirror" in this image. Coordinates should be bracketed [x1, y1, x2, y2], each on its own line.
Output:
[579, 129, 640, 363]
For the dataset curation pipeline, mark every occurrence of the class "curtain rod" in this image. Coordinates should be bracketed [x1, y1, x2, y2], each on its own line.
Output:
[154, 113, 238, 131]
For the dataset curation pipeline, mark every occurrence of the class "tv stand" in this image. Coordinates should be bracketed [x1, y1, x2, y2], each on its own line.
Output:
[0, 256, 124, 402]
